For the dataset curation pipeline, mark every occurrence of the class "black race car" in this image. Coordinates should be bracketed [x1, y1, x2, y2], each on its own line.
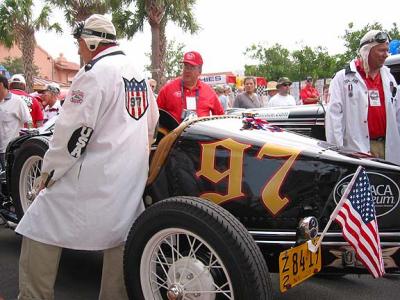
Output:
[1, 111, 399, 299]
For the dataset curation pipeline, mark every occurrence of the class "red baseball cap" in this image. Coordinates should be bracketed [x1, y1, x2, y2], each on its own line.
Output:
[182, 51, 203, 66]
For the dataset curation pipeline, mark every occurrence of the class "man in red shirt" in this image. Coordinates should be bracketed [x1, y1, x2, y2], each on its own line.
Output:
[9, 74, 44, 127]
[300, 76, 320, 105]
[157, 51, 224, 123]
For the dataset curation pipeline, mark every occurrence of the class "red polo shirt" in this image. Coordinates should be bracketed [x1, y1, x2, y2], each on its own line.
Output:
[157, 78, 224, 123]
[10, 89, 44, 128]
[355, 59, 386, 139]
[300, 85, 320, 104]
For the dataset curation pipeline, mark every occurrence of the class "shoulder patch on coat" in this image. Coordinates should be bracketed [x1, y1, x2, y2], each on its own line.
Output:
[123, 77, 149, 120]
[70, 90, 84, 104]
[68, 126, 93, 158]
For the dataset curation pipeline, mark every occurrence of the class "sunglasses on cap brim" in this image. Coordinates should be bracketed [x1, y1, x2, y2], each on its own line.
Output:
[72, 21, 116, 41]
[359, 31, 390, 48]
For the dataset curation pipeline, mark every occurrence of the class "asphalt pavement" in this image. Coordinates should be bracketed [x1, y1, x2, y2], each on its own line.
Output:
[1, 226, 399, 300]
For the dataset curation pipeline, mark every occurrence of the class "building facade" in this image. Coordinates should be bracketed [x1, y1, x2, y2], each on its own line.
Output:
[0, 43, 79, 87]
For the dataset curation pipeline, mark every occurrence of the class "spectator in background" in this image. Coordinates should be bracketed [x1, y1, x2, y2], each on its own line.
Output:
[157, 51, 223, 123]
[9, 74, 44, 127]
[0, 74, 32, 168]
[234, 76, 262, 108]
[149, 78, 157, 97]
[215, 85, 228, 112]
[267, 77, 296, 107]
[322, 84, 330, 104]
[223, 84, 234, 108]
[326, 30, 400, 164]
[300, 76, 320, 105]
[263, 81, 278, 106]
[41, 83, 61, 122]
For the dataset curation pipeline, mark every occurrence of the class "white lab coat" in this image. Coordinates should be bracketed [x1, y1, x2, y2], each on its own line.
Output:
[326, 60, 400, 165]
[16, 46, 159, 250]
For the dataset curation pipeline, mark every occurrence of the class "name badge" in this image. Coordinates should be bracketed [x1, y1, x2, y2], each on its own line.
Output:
[186, 96, 196, 110]
[369, 90, 381, 107]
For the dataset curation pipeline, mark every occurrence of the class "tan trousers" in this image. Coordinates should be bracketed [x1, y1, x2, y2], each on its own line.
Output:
[370, 140, 385, 159]
[18, 237, 128, 300]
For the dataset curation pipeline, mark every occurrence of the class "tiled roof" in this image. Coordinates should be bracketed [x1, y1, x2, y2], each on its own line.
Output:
[33, 76, 70, 90]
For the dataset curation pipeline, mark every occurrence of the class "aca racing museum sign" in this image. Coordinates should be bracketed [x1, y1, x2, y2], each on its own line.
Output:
[334, 172, 400, 217]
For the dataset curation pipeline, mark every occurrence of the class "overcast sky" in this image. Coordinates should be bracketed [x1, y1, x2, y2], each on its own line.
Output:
[36, 0, 399, 75]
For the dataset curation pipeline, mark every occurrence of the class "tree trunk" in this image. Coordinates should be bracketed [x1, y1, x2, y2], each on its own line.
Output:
[150, 22, 161, 87]
[19, 29, 36, 93]
[158, 18, 167, 90]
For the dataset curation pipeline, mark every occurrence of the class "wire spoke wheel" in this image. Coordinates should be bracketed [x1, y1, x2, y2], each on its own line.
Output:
[124, 197, 272, 300]
[19, 155, 43, 212]
[141, 228, 233, 300]
[10, 137, 49, 219]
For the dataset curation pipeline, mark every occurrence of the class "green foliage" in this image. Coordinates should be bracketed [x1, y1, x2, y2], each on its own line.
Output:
[244, 43, 337, 81]
[244, 43, 293, 80]
[46, 0, 111, 24]
[1, 56, 39, 76]
[112, 0, 199, 40]
[245, 22, 400, 81]
[163, 39, 185, 79]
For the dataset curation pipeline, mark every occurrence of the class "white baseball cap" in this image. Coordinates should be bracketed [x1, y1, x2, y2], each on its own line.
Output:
[9, 74, 26, 85]
[73, 14, 117, 51]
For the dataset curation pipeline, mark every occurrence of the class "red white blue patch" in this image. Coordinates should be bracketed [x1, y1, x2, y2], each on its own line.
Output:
[123, 78, 149, 120]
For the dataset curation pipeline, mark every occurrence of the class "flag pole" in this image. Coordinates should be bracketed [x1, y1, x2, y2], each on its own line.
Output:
[308, 165, 363, 252]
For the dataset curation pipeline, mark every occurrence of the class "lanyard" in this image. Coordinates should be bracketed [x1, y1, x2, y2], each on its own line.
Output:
[181, 80, 199, 108]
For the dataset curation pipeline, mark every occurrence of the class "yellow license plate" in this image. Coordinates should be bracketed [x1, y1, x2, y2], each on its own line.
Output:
[279, 239, 321, 293]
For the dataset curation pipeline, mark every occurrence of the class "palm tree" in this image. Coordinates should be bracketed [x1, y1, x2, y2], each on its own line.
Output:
[0, 0, 61, 92]
[46, 0, 111, 66]
[47, 0, 110, 24]
[112, 0, 199, 89]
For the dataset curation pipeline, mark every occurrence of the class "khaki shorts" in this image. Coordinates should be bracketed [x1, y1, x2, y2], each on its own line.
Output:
[370, 139, 385, 159]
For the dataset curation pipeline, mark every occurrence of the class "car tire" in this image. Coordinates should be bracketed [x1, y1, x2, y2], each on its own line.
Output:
[124, 196, 272, 300]
[10, 137, 49, 219]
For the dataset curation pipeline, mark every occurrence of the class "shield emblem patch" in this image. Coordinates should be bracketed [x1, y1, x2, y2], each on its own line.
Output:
[123, 77, 149, 120]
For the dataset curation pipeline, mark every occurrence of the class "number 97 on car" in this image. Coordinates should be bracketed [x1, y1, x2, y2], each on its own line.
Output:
[279, 239, 321, 293]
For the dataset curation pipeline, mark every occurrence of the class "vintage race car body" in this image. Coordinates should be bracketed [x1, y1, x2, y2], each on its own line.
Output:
[1, 113, 400, 299]
[145, 115, 400, 275]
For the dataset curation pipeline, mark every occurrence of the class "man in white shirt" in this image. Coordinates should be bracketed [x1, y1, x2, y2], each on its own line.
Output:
[41, 83, 61, 122]
[267, 77, 297, 107]
[0, 75, 32, 168]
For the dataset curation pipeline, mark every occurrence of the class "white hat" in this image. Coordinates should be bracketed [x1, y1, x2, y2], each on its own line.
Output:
[359, 30, 390, 75]
[9, 74, 26, 85]
[44, 83, 60, 94]
[73, 14, 117, 51]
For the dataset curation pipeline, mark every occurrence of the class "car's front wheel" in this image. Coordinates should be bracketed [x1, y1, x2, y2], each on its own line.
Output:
[10, 137, 49, 219]
[124, 196, 272, 300]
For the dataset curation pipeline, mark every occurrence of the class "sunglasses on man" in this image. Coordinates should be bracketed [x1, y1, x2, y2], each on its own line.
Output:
[360, 31, 390, 48]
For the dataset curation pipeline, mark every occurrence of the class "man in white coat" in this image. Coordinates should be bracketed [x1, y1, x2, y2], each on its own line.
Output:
[16, 14, 159, 300]
[326, 30, 400, 165]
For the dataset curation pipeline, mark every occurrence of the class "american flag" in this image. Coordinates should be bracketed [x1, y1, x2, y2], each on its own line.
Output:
[123, 78, 148, 120]
[335, 167, 385, 278]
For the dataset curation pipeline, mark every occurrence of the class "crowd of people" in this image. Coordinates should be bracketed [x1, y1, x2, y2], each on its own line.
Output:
[0, 74, 62, 168]
[207, 74, 324, 111]
[0, 12, 399, 298]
